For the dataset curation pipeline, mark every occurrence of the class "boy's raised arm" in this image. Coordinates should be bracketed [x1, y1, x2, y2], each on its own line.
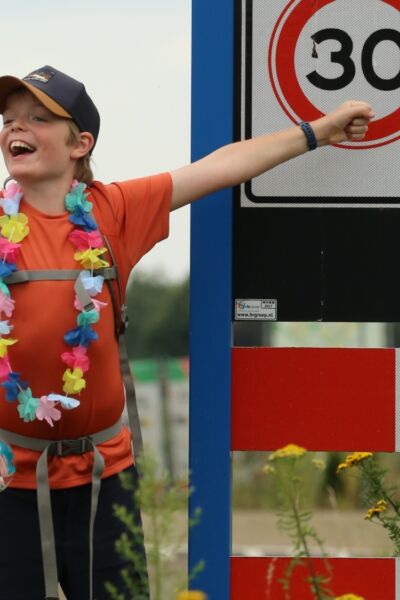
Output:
[170, 100, 374, 211]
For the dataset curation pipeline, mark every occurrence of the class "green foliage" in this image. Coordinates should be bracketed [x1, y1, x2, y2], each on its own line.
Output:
[232, 451, 325, 510]
[125, 273, 189, 359]
[106, 449, 203, 600]
[266, 452, 333, 600]
[359, 456, 398, 508]
[357, 456, 400, 556]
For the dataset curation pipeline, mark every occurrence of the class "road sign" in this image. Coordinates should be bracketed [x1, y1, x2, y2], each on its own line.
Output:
[239, 0, 400, 206]
[191, 2, 400, 598]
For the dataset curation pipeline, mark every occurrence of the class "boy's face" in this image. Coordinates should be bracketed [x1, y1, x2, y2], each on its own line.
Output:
[0, 89, 76, 185]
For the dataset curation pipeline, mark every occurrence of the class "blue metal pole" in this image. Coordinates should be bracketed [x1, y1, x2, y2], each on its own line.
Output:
[189, 0, 234, 597]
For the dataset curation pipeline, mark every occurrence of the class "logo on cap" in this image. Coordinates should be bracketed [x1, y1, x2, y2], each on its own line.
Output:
[23, 69, 56, 84]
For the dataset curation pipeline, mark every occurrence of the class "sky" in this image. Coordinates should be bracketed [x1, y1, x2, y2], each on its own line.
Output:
[0, 0, 191, 281]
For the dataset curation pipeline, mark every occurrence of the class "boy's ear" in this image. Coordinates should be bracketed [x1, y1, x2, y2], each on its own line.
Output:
[70, 132, 94, 159]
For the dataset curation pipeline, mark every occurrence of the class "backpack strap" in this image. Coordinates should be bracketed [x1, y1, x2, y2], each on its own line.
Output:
[102, 234, 128, 336]
[119, 336, 143, 458]
[102, 234, 143, 459]
[4, 266, 118, 284]
[3, 229, 143, 461]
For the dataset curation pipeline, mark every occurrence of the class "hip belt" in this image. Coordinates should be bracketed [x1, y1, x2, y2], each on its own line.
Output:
[0, 418, 123, 600]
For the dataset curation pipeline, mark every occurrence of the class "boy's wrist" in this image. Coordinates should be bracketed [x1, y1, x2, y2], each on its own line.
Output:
[298, 121, 318, 150]
[308, 118, 329, 148]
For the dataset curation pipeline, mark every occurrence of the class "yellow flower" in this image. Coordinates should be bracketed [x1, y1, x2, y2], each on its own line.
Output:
[269, 444, 306, 460]
[0, 213, 29, 243]
[337, 452, 373, 473]
[0, 337, 17, 358]
[312, 458, 326, 470]
[74, 247, 109, 270]
[62, 367, 86, 394]
[262, 464, 276, 475]
[334, 595, 365, 600]
[176, 592, 207, 600]
[365, 499, 388, 520]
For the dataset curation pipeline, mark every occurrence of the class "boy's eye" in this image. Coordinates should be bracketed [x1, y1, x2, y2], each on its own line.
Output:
[32, 115, 47, 122]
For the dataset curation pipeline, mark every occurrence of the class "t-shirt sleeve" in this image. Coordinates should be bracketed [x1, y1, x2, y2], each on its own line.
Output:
[102, 172, 172, 268]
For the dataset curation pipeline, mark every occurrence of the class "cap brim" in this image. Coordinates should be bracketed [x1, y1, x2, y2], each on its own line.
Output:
[0, 76, 72, 119]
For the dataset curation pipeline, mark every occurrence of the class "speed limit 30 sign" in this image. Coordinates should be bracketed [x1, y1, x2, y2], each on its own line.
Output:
[239, 0, 400, 206]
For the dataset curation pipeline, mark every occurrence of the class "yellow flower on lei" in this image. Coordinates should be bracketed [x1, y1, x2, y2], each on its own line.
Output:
[0, 337, 17, 358]
[269, 444, 306, 461]
[74, 247, 109, 270]
[62, 367, 86, 394]
[0, 213, 29, 243]
[365, 499, 388, 520]
[337, 452, 373, 473]
[334, 595, 365, 600]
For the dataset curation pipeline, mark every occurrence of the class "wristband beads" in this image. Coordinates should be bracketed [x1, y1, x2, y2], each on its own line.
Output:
[299, 121, 317, 151]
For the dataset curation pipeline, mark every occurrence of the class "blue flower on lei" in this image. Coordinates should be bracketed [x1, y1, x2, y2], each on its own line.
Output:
[81, 271, 104, 295]
[68, 205, 97, 232]
[65, 184, 92, 214]
[64, 325, 98, 347]
[1, 372, 28, 402]
[0, 262, 17, 278]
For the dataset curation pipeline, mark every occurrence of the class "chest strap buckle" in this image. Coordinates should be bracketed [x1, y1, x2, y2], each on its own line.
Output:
[49, 436, 92, 457]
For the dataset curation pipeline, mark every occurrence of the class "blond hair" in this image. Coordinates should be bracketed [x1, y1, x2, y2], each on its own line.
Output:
[66, 121, 94, 186]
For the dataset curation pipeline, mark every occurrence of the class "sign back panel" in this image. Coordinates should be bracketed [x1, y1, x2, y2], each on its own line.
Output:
[234, 0, 400, 321]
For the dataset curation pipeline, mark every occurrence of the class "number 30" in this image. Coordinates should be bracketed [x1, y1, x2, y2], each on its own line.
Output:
[307, 28, 400, 91]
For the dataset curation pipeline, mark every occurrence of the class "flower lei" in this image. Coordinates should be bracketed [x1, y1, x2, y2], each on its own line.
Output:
[0, 439, 15, 490]
[0, 179, 109, 427]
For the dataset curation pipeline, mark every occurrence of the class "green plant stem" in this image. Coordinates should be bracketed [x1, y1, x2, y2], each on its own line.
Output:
[291, 497, 324, 600]
[150, 498, 162, 599]
[361, 463, 400, 516]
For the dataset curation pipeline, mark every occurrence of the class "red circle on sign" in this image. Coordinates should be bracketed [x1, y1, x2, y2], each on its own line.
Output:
[268, 0, 400, 149]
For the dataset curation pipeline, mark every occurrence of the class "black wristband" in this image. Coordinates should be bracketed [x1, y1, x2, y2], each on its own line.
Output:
[299, 121, 317, 151]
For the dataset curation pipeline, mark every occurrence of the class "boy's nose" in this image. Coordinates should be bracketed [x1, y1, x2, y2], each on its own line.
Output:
[10, 117, 27, 131]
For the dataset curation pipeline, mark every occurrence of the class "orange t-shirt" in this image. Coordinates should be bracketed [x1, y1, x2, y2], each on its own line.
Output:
[0, 173, 172, 489]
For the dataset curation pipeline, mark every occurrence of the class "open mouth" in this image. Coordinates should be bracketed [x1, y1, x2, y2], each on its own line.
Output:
[9, 141, 36, 157]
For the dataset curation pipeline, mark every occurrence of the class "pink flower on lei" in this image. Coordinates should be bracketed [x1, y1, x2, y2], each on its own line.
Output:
[0, 290, 15, 318]
[0, 356, 11, 380]
[3, 181, 22, 199]
[61, 345, 90, 372]
[36, 396, 62, 427]
[74, 296, 107, 313]
[0, 238, 21, 262]
[68, 229, 103, 250]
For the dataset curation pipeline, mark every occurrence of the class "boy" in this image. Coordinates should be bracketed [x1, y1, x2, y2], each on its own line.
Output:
[0, 65, 372, 600]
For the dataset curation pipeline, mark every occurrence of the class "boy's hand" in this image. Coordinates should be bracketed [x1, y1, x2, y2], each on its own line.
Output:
[311, 101, 375, 146]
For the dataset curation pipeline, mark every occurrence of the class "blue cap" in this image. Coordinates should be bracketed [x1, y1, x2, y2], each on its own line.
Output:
[0, 65, 100, 148]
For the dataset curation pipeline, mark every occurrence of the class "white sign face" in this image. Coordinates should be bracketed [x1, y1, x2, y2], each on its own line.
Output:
[239, 0, 400, 207]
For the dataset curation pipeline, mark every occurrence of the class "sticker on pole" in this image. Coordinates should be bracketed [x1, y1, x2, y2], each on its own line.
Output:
[238, 0, 400, 206]
[235, 299, 277, 320]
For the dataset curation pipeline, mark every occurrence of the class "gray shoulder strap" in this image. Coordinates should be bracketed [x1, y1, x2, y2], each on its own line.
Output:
[102, 234, 143, 461]
[3, 232, 144, 462]
[119, 336, 143, 459]
[4, 267, 118, 284]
